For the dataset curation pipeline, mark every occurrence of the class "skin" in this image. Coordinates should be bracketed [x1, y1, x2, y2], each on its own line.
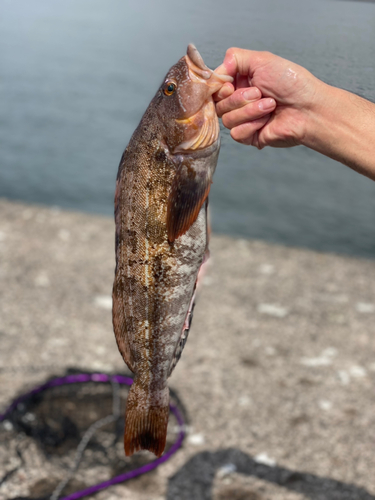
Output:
[213, 48, 375, 181]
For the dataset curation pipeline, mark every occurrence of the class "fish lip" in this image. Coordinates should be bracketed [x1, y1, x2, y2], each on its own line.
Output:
[186, 44, 211, 78]
[186, 44, 233, 85]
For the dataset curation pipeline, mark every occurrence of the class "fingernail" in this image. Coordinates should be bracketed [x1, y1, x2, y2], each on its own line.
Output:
[218, 85, 233, 100]
[259, 98, 276, 111]
[214, 63, 228, 75]
[243, 88, 261, 101]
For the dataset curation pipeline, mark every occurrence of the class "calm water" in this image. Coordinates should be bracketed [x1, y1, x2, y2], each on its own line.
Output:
[1, 0, 375, 257]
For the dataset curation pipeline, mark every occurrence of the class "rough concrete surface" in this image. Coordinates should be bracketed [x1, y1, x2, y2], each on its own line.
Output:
[0, 198, 374, 500]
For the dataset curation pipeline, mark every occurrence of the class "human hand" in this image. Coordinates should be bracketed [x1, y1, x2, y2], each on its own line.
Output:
[214, 48, 323, 149]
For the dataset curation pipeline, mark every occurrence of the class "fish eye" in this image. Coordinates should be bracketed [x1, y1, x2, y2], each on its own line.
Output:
[163, 82, 176, 96]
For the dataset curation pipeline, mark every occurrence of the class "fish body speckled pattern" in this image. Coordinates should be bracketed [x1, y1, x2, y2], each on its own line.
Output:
[112, 45, 232, 457]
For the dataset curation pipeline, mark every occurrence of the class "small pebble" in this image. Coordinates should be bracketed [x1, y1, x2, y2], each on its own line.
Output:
[259, 264, 275, 275]
[187, 433, 205, 445]
[254, 453, 276, 467]
[34, 272, 50, 287]
[257, 304, 288, 318]
[238, 395, 252, 407]
[300, 347, 336, 367]
[48, 337, 68, 347]
[300, 356, 332, 367]
[322, 347, 338, 358]
[337, 370, 350, 385]
[217, 463, 237, 478]
[265, 346, 276, 356]
[349, 365, 366, 378]
[94, 295, 112, 310]
[171, 424, 191, 434]
[319, 400, 333, 411]
[90, 360, 114, 371]
[3, 420, 13, 431]
[355, 302, 375, 313]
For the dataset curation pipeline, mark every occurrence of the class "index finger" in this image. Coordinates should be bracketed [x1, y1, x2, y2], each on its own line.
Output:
[216, 86, 262, 118]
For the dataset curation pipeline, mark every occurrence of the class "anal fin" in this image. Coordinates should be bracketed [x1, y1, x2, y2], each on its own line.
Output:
[168, 287, 197, 377]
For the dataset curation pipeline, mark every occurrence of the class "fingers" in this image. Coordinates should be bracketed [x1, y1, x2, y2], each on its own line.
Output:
[221, 47, 272, 78]
[212, 82, 234, 102]
[214, 62, 229, 76]
[221, 97, 276, 129]
[216, 87, 261, 117]
[216, 85, 276, 148]
[230, 116, 270, 147]
[213, 77, 254, 103]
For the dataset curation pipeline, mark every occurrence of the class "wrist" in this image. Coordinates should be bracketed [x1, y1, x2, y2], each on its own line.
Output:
[298, 78, 333, 149]
[300, 80, 339, 153]
[299, 80, 375, 179]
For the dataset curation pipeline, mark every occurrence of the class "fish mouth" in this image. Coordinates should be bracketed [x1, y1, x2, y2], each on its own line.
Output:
[185, 44, 233, 94]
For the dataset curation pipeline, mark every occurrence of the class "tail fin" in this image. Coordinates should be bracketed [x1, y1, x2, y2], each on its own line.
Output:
[124, 380, 169, 457]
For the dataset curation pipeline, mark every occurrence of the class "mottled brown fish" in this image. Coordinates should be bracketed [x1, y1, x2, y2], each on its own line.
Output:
[112, 44, 232, 457]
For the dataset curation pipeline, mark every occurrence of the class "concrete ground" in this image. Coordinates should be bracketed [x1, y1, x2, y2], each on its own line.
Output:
[0, 198, 374, 500]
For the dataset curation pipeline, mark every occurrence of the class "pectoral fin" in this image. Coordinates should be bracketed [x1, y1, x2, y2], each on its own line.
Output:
[167, 161, 211, 243]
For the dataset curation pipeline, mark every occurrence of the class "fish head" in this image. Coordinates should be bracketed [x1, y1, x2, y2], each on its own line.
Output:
[157, 44, 233, 153]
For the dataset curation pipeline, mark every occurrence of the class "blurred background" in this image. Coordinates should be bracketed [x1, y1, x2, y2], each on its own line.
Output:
[1, 0, 375, 258]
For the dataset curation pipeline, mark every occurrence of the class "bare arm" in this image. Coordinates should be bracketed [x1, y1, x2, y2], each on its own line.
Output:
[214, 48, 375, 181]
[302, 83, 375, 179]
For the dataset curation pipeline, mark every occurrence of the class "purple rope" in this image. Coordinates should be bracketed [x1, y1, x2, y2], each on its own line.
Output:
[0, 373, 186, 500]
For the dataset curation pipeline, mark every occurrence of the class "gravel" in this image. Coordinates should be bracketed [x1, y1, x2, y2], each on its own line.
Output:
[0, 198, 374, 500]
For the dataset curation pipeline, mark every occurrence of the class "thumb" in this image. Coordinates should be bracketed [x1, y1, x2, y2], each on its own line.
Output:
[214, 50, 240, 78]
[214, 63, 229, 75]
[220, 48, 264, 78]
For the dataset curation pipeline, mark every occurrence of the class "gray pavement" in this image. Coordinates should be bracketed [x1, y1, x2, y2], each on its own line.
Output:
[0, 199, 374, 500]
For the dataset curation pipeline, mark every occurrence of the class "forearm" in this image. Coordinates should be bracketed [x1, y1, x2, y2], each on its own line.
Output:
[302, 81, 375, 180]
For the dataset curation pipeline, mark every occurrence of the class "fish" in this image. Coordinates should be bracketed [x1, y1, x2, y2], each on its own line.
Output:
[112, 44, 232, 457]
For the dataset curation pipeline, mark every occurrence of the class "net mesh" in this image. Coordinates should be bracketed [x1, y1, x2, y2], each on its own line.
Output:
[0, 369, 187, 500]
